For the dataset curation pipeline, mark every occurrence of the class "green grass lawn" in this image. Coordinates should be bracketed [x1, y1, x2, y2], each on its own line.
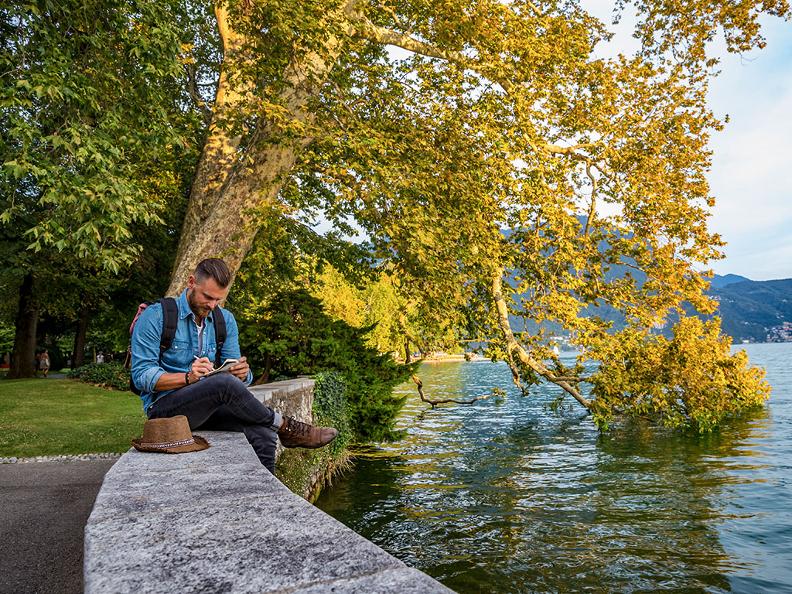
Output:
[0, 378, 146, 457]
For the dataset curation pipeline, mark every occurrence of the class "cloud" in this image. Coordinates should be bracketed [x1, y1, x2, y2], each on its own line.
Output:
[706, 18, 792, 279]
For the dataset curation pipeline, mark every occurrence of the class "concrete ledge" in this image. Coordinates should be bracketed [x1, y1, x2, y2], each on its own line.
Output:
[84, 379, 452, 593]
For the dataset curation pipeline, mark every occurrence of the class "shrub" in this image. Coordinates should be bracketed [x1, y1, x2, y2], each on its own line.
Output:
[312, 371, 352, 454]
[241, 288, 415, 442]
[275, 371, 353, 499]
[68, 362, 130, 391]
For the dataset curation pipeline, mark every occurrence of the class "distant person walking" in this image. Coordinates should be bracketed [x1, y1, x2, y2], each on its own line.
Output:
[96, 352, 104, 364]
[39, 350, 50, 378]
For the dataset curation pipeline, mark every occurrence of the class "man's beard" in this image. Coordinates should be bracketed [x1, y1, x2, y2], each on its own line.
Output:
[187, 291, 212, 318]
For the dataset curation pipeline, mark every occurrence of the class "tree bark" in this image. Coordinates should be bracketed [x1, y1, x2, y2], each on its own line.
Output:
[166, 4, 351, 295]
[168, 134, 306, 294]
[169, 2, 249, 289]
[8, 273, 38, 379]
[72, 308, 90, 369]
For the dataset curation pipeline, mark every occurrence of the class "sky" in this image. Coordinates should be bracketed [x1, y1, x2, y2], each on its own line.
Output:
[706, 18, 792, 281]
[585, 3, 792, 280]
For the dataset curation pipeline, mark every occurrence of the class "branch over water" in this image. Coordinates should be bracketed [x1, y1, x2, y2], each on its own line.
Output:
[412, 375, 500, 409]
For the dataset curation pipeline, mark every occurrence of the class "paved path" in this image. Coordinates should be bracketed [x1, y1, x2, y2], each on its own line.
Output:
[0, 460, 115, 594]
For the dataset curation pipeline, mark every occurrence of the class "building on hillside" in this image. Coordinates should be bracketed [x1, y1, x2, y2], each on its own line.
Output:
[766, 322, 792, 343]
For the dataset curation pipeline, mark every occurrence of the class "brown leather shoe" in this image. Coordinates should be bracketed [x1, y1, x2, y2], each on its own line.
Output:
[278, 417, 338, 449]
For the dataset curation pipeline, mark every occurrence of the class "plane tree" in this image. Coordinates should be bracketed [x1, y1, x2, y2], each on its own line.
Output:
[161, 0, 783, 430]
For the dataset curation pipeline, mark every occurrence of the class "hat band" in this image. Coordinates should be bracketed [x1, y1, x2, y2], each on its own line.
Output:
[140, 437, 196, 449]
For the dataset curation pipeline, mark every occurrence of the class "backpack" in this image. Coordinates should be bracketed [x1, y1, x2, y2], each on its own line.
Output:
[126, 297, 226, 394]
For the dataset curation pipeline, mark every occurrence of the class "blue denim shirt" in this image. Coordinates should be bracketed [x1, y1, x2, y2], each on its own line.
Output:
[130, 289, 253, 412]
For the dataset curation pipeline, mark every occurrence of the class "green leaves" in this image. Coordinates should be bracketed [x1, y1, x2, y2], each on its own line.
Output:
[0, 0, 199, 272]
[239, 288, 414, 442]
[588, 317, 770, 432]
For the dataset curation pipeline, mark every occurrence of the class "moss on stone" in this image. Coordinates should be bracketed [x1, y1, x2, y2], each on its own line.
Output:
[276, 372, 352, 501]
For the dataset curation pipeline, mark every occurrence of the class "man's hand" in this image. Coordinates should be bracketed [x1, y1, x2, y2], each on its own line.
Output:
[229, 356, 250, 381]
[190, 356, 214, 382]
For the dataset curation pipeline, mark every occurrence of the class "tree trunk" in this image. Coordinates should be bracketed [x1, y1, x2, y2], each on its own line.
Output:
[169, 2, 249, 288]
[72, 308, 90, 369]
[168, 139, 303, 294]
[166, 5, 350, 296]
[253, 353, 272, 386]
[404, 339, 411, 364]
[8, 273, 38, 379]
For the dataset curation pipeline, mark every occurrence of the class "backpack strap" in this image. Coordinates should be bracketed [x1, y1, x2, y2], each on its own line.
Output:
[129, 297, 177, 395]
[213, 308, 227, 368]
[158, 297, 179, 361]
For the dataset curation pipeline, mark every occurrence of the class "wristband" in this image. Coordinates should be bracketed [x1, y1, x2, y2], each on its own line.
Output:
[185, 372, 191, 386]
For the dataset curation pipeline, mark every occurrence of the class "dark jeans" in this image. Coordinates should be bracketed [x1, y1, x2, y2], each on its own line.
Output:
[148, 374, 281, 473]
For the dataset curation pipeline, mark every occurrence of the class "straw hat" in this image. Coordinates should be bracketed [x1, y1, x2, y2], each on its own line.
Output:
[132, 416, 210, 454]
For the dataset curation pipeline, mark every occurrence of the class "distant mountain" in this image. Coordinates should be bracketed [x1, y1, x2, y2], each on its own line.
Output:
[502, 223, 789, 343]
[710, 278, 792, 342]
[512, 273, 792, 344]
[710, 273, 751, 288]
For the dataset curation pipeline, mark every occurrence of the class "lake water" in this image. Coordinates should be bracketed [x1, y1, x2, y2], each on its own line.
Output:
[315, 342, 792, 593]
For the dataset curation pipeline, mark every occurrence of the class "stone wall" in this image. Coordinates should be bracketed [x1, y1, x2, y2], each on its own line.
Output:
[84, 378, 453, 593]
[249, 378, 315, 467]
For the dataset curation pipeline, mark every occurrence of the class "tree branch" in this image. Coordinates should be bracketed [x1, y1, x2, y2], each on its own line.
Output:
[183, 63, 213, 126]
[412, 375, 496, 408]
[491, 268, 592, 410]
[583, 161, 597, 236]
[543, 142, 597, 156]
[351, 15, 614, 167]
[350, 16, 514, 93]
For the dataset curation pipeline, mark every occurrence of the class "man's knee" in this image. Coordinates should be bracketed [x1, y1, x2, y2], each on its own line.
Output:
[205, 372, 249, 396]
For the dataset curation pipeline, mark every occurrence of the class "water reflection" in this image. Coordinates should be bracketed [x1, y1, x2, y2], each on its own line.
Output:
[316, 346, 790, 593]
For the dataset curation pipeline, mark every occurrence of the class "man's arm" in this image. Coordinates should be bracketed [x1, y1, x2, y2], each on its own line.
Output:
[218, 309, 252, 385]
[156, 357, 215, 390]
[130, 304, 169, 394]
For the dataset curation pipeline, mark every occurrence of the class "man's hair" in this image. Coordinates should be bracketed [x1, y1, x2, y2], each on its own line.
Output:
[194, 258, 232, 288]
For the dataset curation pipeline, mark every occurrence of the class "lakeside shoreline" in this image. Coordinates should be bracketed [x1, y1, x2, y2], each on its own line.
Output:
[404, 341, 792, 367]
[412, 354, 488, 364]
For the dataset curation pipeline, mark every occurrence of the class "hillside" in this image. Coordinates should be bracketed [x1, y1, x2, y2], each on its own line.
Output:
[709, 273, 751, 288]
[711, 278, 792, 342]
[517, 273, 792, 344]
[503, 220, 789, 343]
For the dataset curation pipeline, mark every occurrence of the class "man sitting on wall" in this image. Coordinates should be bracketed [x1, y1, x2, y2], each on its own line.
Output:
[130, 258, 337, 473]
